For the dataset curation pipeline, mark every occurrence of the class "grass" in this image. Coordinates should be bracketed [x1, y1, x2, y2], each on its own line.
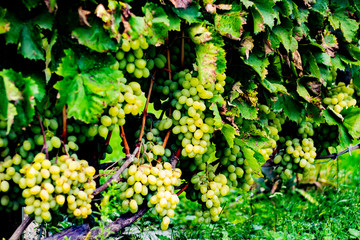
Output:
[117, 151, 360, 240]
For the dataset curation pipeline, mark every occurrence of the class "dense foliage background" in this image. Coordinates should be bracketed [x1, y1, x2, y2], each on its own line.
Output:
[1, 0, 360, 239]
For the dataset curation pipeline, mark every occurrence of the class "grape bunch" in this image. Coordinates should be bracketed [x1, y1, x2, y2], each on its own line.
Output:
[188, 170, 229, 223]
[117, 162, 182, 230]
[258, 106, 286, 160]
[323, 82, 357, 113]
[20, 153, 96, 223]
[116, 36, 167, 79]
[96, 81, 144, 138]
[0, 154, 25, 211]
[274, 137, 317, 179]
[217, 144, 254, 191]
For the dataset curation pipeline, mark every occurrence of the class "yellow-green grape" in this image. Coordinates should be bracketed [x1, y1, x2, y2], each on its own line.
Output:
[323, 82, 357, 113]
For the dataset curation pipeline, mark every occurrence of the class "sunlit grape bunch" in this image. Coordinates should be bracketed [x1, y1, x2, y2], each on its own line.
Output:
[274, 137, 317, 179]
[190, 171, 229, 224]
[323, 82, 357, 113]
[96, 81, 144, 138]
[217, 145, 254, 191]
[0, 154, 25, 211]
[117, 162, 182, 230]
[20, 153, 96, 223]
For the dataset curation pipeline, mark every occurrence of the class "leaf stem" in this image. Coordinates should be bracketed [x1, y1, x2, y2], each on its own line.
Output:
[37, 111, 49, 159]
[93, 146, 139, 196]
[120, 126, 130, 155]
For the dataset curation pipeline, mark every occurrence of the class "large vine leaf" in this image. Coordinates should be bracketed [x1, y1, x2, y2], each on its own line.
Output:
[214, 9, 246, 40]
[235, 138, 264, 177]
[0, 69, 45, 131]
[233, 100, 258, 120]
[172, 2, 202, 24]
[341, 107, 360, 139]
[248, 0, 276, 34]
[243, 53, 270, 80]
[55, 49, 123, 123]
[194, 42, 221, 85]
[72, 19, 117, 52]
[329, 8, 359, 43]
[221, 124, 237, 148]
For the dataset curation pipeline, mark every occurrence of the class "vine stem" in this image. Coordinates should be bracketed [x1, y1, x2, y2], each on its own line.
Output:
[315, 142, 360, 162]
[93, 146, 139, 196]
[137, 75, 155, 151]
[61, 105, 67, 142]
[176, 183, 189, 196]
[120, 125, 130, 155]
[37, 111, 49, 159]
[181, 29, 185, 68]
[166, 37, 172, 81]
[157, 129, 171, 164]
[9, 215, 33, 240]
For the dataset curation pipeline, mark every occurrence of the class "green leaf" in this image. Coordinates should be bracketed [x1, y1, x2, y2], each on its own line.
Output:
[195, 43, 218, 85]
[243, 54, 270, 80]
[233, 100, 258, 120]
[172, 3, 202, 24]
[311, 0, 329, 15]
[250, 0, 276, 33]
[240, 0, 254, 8]
[349, 229, 360, 238]
[22, 0, 42, 10]
[206, 143, 218, 164]
[295, 189, 319, 205]
[20, 24, 44, 60]
[236, 139, 263, 177]
[329, 8, 359, 42]
[214, 11, 246, 40]
[55, 49, 124, 123]
[221, 124, 237, 148]
[209, 103, 223, 129]
[341, 107, 360, 139]
[262, 79, 288, 93]
[0, 76, 8, 121]
[72, 19, 116, 52]
[143, 2, 172, 45]
[0, 69, 45, 130]
[0, 7, 10, 34]
[305, 51, 321, 79]
[275, 95, 303, 122]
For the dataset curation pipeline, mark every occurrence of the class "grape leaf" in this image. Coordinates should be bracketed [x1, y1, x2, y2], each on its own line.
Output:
[195, 43, 218, 85]
[20, 24, 44, 60]
[72, 19, 116, 52]
[143, 2, 171, 46]
[236, 139, 264, 177]
[22, 0, 42, 10]
[0, 69, 45, 130]
[206, 143, 218, 164]
[214, 11, 246, 40]
[233, 100, 258, 120]
[221, 124, 237, 148]
[329, 8, 359, 43]
[243, 54, 270, 80]
[55, 49, 123, 123]
[262, 79, 288, 94]
[342, 107, 360, 139]
[172, 2, 202, 24]
[250, 0, 276, 33]
[209, 103, 223, 129]
[275, 95, 303, 122]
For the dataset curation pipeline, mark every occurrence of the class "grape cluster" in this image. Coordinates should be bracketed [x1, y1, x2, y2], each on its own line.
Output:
[189, 171, 229, 223]
[217, 145, 254, 190]
[323, 82, 357, 113]
[117, 162, 182, 230]
[297, 120, 314, 139]
[274, 137, 317, 179]
[170, 70, 218, 159]
[96, 81, 143, 138]
[258, 106, 286, 160]
[116, 36, 151, 79]
[20, 153, 96, 223]
[0, 154, 25, 211]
